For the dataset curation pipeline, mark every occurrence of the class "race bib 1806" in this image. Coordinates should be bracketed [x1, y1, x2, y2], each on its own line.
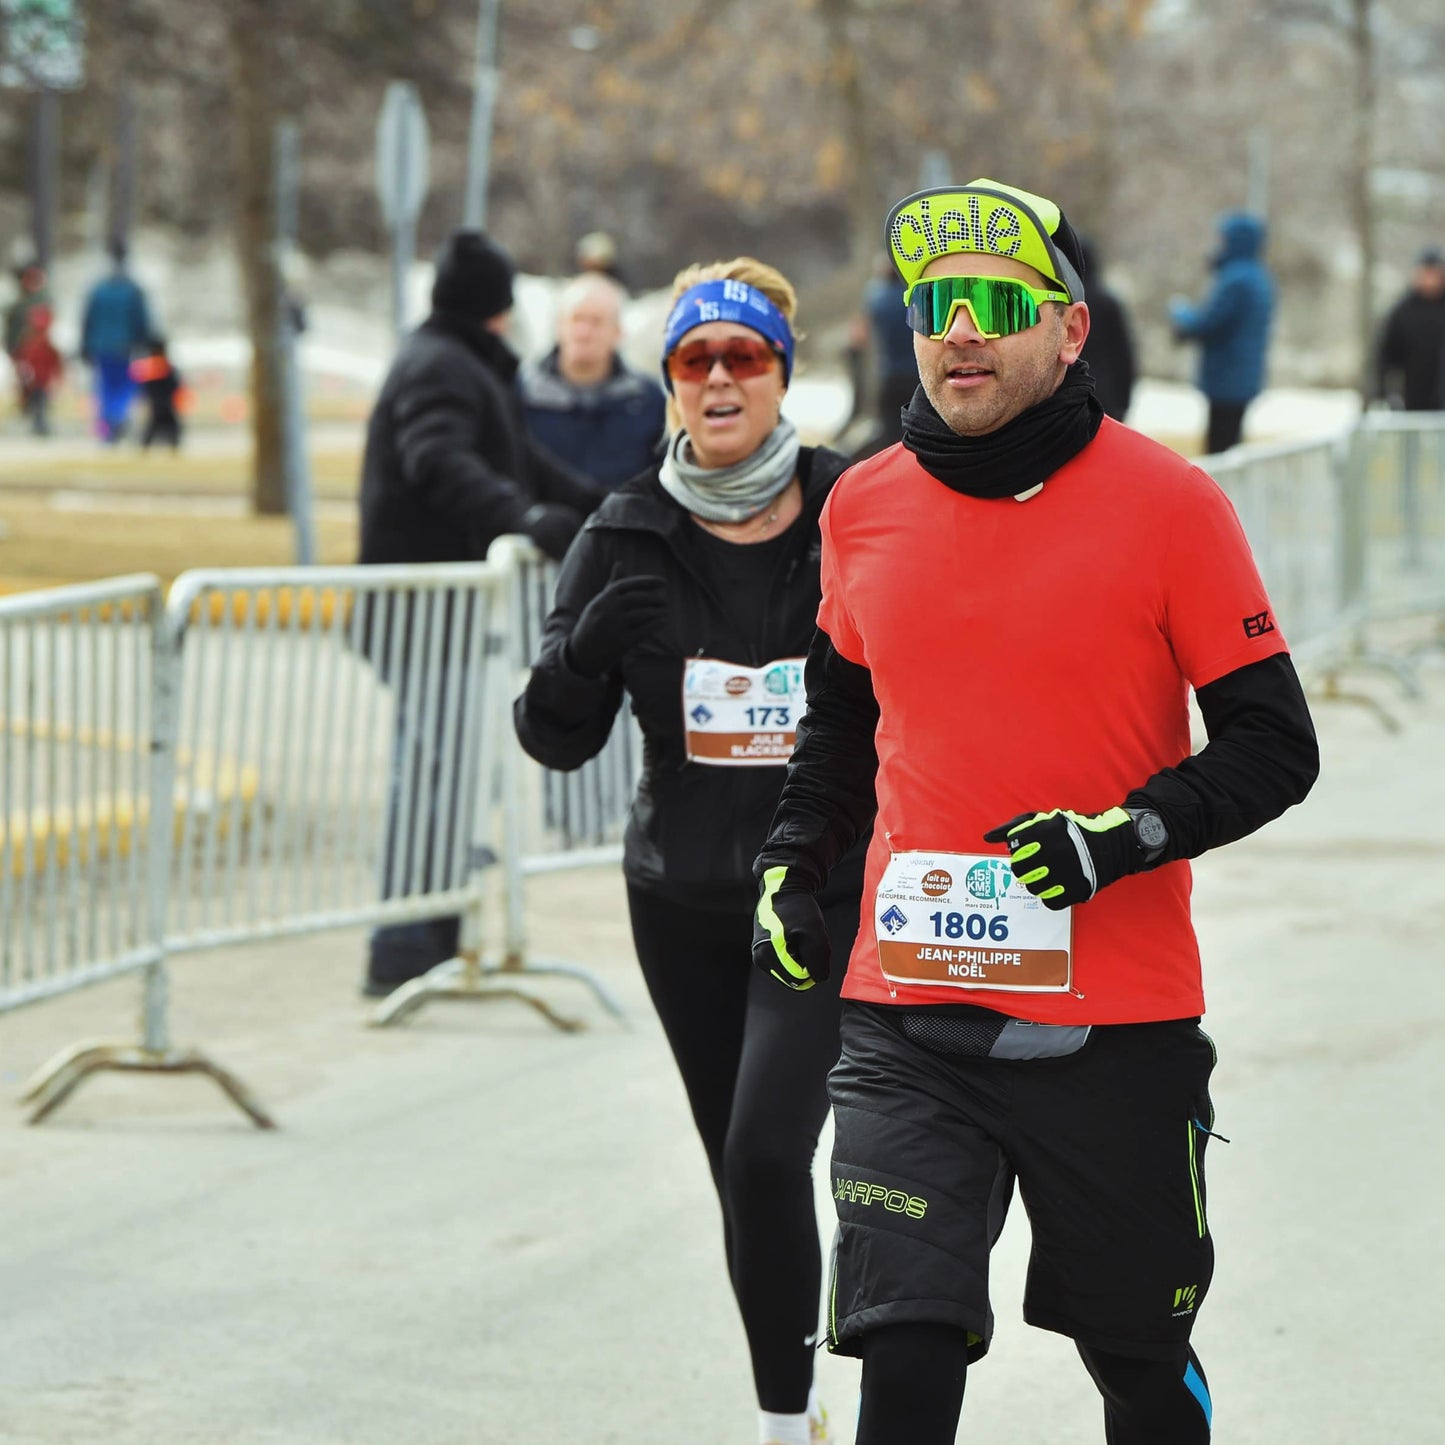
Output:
[682, 657, 805, 766]
[875, 850, 1073, 992]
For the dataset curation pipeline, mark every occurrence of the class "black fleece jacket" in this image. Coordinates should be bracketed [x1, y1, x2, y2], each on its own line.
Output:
[359, 311, 596, 565]
[515, 446, 869, 913]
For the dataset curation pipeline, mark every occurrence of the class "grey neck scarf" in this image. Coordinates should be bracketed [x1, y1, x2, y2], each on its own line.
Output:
[658, 416, 801, 524]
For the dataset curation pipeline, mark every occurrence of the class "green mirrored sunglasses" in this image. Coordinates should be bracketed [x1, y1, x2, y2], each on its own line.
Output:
[903, 274, 1071, 340]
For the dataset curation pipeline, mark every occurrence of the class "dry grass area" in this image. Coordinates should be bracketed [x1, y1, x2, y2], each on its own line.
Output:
[0, 439, 364, 593]
[0, 440, 363, 499]
[0, 500, 359, 593]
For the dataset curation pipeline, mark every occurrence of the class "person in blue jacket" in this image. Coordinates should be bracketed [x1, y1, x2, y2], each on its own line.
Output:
[1170, 212, 1274, 454]
[81, 239, 155, 443]
[518, 273, 666, 494]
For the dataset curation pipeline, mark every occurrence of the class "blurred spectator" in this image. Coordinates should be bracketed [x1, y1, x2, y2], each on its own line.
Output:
[357, 228, 600, 998]
[1375, 246, 1445, 411]
[4, 261, 50, 359]
[848, 253, 919, 460]
[131, 338, 185, 450]
[11, 303, 63, 436]
[81, 239, 154, 443]
[1077, 236, 1136, 422]
[518, 273, 666, 494]
[1169, 212, 1274, 454]
[574, 230, 630, 292]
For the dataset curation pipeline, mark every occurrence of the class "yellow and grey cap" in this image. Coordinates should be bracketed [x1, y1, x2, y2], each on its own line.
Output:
[885, 178, 1087, 303]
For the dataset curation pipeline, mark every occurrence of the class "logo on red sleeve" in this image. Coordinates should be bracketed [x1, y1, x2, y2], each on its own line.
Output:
[1242, 611, 1275, 638]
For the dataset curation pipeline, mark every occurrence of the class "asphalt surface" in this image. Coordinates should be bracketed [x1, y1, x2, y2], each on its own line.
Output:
[1, 658, 1442, 1444]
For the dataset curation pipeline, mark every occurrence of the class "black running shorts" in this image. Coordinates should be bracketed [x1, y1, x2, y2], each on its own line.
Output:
[826, 1000, 1218, 1361]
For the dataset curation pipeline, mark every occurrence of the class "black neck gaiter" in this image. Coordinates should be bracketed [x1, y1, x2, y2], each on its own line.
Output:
[900, 360, 1105, 499]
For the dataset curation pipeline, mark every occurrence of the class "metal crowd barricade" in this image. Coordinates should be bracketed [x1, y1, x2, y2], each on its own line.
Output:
[12, 561, 589, 1124]
[0, 576, 262, 1125]
[1, 576, 163, 1015]
[1348, 412, 1445, 629]
[158, 565, 497, 956]
[401, 533, 636, 1032]
[160, 563, 609, 1041]
[1202, 434, 1356, 669]
[1199, 416, 1445, 720]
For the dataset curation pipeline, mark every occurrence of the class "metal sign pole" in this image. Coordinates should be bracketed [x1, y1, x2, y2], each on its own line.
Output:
[375, 81, 429, 343]
[274, 119, 315, 565]
[463, 0, 502, 230]
[27, 88, 59, 267]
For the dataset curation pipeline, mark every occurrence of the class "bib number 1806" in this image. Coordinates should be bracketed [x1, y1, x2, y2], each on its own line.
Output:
[930, 912, 1010, 942]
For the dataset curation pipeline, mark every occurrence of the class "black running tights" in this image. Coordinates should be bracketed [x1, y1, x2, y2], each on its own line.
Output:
[1078, 1341, 1213, 1444]
[627, 885, 854, 1415]
[854, 1324, 1213, 1444]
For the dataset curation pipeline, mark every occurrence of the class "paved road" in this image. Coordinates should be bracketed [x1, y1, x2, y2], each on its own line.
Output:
[1, 660, 1442, 1443]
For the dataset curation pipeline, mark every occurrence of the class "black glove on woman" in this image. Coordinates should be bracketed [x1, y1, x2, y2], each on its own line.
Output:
[521, 503, 585, 561]
[564, 570, 669, 678]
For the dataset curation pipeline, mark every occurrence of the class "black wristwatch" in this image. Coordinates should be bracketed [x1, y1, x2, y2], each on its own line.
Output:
[1125, 806, 1170, 865]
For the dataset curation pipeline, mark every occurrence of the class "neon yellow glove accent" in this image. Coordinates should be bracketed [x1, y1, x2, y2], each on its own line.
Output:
[753, 865, 832, 990]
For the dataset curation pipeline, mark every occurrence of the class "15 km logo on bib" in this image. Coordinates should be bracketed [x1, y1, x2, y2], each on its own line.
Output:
[874, 851, 1072, 992]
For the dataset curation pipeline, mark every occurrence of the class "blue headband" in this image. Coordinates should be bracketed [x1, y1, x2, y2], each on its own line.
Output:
[661, 279, 794, 392]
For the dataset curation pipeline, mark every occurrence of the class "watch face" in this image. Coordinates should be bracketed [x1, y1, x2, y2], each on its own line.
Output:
[1136, 812, 1168, 850]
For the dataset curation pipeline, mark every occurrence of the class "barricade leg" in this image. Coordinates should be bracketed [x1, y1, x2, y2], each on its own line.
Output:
[20, 961, 277, 1128]
[369, 680, 628, 1031]
[1339, 643, 1423, 698]
[368, 901, 600, 1033]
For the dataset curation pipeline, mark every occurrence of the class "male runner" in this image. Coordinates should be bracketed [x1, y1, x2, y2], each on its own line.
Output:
[752, 179, 1319, 1443]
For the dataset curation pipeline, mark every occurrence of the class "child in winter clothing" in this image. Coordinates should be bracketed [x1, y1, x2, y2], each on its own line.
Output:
[130, 338, 185, 450]
[12, 305, 63, 436]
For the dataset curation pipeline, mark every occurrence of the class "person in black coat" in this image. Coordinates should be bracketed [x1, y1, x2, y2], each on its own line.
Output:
[359, 230, 599, 997]
[514, 258, 866, 1445]
[1375, 247, 1445, 412]
[360, 230, 596, 568]
[1077, 236, 1137, 423]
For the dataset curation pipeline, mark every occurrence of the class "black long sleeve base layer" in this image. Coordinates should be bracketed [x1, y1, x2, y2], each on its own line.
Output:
[627, 885, 855, 1415]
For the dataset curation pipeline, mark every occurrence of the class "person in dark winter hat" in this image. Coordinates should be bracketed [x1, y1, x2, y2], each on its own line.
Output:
[1077, 236, 1137, 422]
[1375, 246, 1445, 411]
[358, 228, 600, 998]
[430, 230, 515, 319]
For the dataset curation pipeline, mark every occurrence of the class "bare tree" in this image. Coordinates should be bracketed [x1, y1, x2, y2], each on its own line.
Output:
[229, 0, 288, 514]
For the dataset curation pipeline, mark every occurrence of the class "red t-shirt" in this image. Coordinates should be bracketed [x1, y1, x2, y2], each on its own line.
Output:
[818, 418, 1288, 1024]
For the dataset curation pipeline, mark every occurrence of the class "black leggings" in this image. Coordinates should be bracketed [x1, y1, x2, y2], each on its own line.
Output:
[627, 884, 856, 1415]
[854, 1324, 1212, 1444]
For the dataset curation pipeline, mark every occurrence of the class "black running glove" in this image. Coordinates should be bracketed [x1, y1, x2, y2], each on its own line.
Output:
[752, 866, 830, 991]
[982, 807, 1160, 910]
[521, 502, 585, 561]
[564, 569, 669, 678]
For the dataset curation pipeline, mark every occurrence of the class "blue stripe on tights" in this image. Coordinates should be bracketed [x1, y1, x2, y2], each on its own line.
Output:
[1183, 1360, 1213, 1429]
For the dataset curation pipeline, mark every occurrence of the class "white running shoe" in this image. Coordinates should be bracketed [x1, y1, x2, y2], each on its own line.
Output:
[809, 1402, 832, 1445]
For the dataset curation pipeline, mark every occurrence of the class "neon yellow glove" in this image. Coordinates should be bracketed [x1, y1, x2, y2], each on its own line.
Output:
[752, 865, 831, 991]
[983, 806, 1165, 910]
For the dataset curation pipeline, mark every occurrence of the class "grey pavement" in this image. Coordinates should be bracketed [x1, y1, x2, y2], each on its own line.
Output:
[2, 659, 1444, 1444]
